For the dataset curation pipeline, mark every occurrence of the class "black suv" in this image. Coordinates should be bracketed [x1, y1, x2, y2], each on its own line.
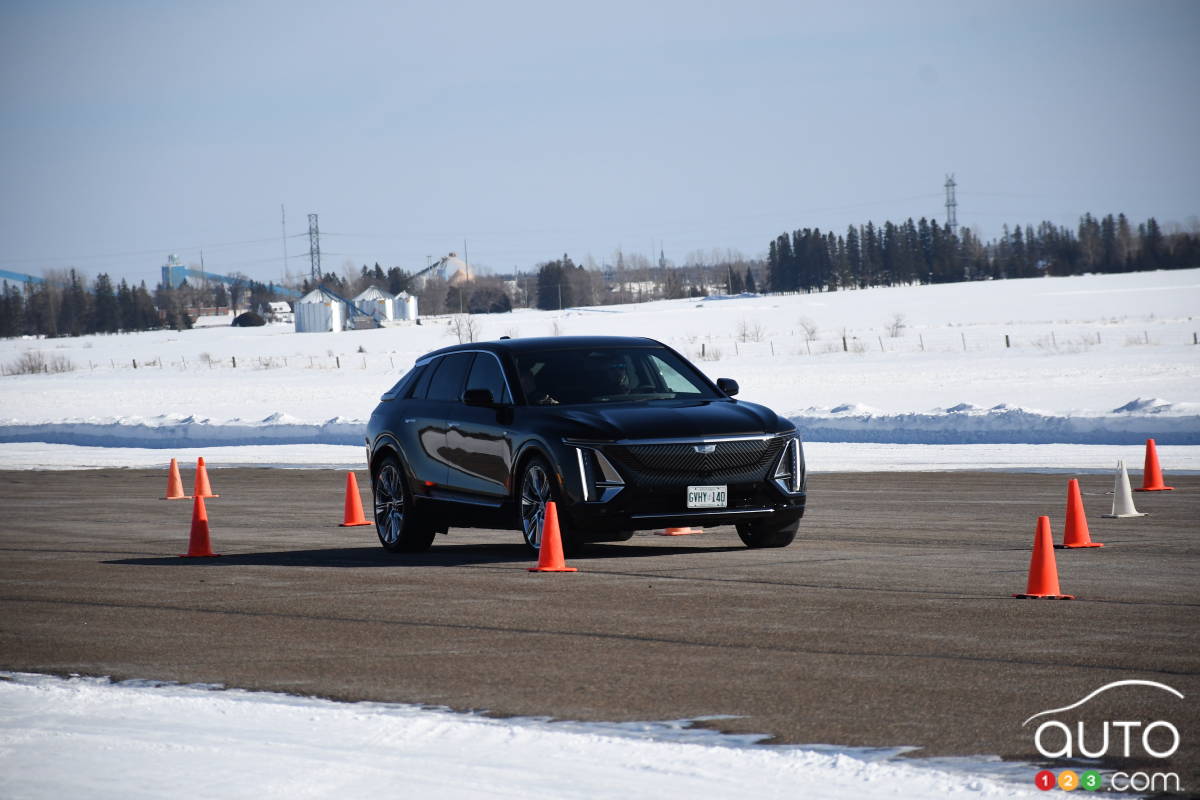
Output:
[366, 336, 805, 552]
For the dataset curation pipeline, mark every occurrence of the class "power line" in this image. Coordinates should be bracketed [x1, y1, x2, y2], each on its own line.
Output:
[0, 235, 306, 267]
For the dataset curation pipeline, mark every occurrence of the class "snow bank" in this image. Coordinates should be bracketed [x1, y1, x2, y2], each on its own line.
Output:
[791, 398, 1200, 445]
[0, 672, 1041, 800]
[1, 397, 1195, 449]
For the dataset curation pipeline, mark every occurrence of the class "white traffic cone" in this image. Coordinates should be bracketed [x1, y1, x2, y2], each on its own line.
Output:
[1102, 460, 1146, 518]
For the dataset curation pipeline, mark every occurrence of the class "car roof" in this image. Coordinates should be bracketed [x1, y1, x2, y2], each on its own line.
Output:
[419, 335, 665, 361]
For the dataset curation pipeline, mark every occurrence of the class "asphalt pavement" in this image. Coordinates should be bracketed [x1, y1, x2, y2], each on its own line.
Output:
[1, 468, 1196, 790]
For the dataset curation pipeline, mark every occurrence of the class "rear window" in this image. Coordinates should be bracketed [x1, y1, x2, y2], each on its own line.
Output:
[382, 364, 424, 400]
[424, 353, 474, 402]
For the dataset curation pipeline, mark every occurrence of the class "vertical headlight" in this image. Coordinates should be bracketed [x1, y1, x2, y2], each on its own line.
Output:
[571, 445, 625, 503]
[772, 436, 805, 495]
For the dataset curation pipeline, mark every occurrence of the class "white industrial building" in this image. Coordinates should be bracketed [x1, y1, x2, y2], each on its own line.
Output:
[295, 287, 348, 333]
[395, 291, 419, 321]
[354, 286, 395, 321]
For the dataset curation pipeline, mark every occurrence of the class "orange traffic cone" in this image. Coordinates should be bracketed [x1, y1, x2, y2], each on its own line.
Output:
[180, 495, 219, 558]
[1014, 516, 1073, 599]
[193, 456, 219, 498]
[161, 457, 190, 500]
[338, 471, 373, 527]
[528, 501, 577, 573]
[657, 527, 703, 536]
[1057, 478, 1103, 549]
[1135, 438, 1174, 492]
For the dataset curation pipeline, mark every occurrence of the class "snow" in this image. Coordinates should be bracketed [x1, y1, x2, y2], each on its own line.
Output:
[1, 270, 1197, 798]
[1, 268, 1197, 465]
[0, 673, 1042, 800]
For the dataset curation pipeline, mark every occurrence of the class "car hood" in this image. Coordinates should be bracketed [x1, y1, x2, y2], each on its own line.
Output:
[552, 399, 791, 441]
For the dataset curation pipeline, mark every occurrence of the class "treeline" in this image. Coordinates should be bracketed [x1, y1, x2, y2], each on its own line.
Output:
[768, 214, 1199, 293]
[530, 254, 756, 310]
[0, 270, 291, 338]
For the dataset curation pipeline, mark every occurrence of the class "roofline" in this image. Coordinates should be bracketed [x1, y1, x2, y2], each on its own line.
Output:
[419, 335, 665, 360]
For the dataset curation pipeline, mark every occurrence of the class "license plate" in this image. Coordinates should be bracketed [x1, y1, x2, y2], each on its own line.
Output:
[686, 485, 727, 508]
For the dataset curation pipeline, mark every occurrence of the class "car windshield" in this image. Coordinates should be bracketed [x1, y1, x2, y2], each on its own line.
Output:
[514, 346, 721, 406]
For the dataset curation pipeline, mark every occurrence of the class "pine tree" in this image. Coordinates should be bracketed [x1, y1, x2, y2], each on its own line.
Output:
[1100, 214, 1117, 272]
[0, 282, 24, 337]
[536, 259, 565, 310]
[92, 273, 120, 333]
[1078, 213, 1101, 271]
[131, 282, 157, 329]
[57, 269, 89, 336]
[1142, 217, 1164, 270]
[1116, 213, 1134, 269]
[845, 225, 862, 288]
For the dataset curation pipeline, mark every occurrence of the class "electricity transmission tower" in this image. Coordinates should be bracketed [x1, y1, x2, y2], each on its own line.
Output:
[307, 213, 321, 283]
[944, 174, 958, 234]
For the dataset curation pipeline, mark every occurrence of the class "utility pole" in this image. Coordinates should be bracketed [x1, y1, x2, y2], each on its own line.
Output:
[944, 174, 958, 235]
[308, 213, 321, 284]
[281, 204, 289, 284]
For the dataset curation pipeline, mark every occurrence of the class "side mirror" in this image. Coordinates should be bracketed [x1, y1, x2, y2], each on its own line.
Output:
[463, 388, 495, 407]
[716, 378, 739, 397]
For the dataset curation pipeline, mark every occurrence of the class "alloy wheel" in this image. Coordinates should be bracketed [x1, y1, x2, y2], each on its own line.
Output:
[520, 462, 552, 549]
[374, 461, 406, 547]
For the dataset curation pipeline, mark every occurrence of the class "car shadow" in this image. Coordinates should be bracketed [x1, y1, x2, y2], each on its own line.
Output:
[104, 540, 747, 568]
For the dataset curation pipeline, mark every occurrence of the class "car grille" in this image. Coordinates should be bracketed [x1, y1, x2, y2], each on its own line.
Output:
[602, 437, 786, 487]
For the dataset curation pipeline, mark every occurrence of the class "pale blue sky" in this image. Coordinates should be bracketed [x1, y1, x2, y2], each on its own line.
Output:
[2, 0, 1197, 288]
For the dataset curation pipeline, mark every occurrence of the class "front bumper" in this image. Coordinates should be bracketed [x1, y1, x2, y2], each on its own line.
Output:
[556, 433, 807, 536]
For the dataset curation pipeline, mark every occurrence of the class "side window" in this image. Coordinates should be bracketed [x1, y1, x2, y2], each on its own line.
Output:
[425, 352, 474, 402]
[465, 353, 512, 404]
[408, 360, 437, 399]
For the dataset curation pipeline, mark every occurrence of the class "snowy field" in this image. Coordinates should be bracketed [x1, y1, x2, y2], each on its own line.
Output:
[1, 267, 1198, 469]
[2, 271, 1197, 799]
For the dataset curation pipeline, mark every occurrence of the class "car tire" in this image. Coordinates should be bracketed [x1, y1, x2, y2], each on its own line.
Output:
[736, 517, 798, 548]
[518, 455, 560, 552]
[371, 452, 436, 553]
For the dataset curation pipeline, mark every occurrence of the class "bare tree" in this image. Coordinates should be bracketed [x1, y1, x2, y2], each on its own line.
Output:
[449, 314, 480, 344]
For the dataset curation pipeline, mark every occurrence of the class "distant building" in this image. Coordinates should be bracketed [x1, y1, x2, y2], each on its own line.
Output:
[413, 252, 474, 291]
[266, 301, 293, 323]
[295, 287, 387, 332]
[295, 287, 347, 333]
[437, 252, 474, 285]
[395, 291, 419, 321]
[354, 287, 395, 321]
